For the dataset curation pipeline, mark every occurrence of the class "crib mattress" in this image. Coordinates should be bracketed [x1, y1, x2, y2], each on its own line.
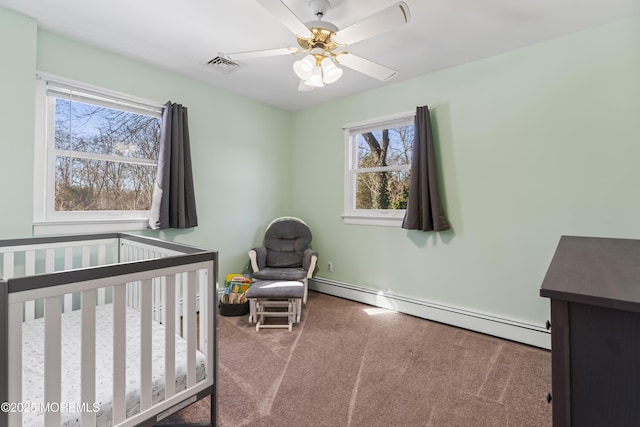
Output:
[20, 303, 206, 427]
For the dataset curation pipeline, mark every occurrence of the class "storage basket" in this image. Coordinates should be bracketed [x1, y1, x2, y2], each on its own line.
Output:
[219, 300, 250, 316]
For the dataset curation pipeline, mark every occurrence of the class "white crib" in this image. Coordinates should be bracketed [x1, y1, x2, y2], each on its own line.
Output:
[0, 233, 217, 426]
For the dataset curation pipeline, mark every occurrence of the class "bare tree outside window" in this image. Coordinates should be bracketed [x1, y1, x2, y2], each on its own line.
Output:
[53, 98, 161, 212]
[354, 123, 413, 210]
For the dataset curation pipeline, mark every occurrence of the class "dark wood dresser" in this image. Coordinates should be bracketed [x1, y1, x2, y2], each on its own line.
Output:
[540, 236, 640, 426]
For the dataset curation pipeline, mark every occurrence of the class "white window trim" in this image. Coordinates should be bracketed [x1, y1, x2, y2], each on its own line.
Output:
[342, 110, 414, 227]
[33, 73, 163, 236]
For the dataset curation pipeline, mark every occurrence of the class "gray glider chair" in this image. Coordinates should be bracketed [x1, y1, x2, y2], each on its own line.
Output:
[249, 217, 318, 303]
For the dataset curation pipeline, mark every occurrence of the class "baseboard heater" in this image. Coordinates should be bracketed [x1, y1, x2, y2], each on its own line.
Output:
[309, 277, 550, 350]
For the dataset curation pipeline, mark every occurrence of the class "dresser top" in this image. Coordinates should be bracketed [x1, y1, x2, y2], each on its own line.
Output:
[540, 236, 640, 311]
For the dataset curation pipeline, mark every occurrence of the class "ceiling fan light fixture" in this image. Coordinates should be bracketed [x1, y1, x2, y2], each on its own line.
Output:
[298, 79, 315, 91]
[293, 54, 315, 80]
[307, 66, 325, 87]
[320, 57, 342, 84]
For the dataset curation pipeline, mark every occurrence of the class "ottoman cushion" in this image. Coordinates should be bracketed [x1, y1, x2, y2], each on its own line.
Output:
[246, 280, 304, 299]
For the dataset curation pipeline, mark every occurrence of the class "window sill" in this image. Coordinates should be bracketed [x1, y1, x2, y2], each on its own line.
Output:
[342, 214, 404, 227]
[33, 219, 150, 236]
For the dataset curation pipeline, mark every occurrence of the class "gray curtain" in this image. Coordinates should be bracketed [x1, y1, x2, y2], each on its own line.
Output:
[148, 102, 198, 229]
[402, 105, 450, 232]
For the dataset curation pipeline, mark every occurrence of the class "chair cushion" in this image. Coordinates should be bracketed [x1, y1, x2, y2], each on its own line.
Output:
[264, 220, 312, 268]
[252, 267, 307, 282]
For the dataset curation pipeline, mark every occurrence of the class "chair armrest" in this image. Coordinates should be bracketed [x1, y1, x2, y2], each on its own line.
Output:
[249, 247, 267, 272]
[303, 249, 319, 278]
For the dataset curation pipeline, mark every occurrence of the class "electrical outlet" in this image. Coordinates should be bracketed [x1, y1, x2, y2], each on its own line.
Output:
[327, 261, 333, 272]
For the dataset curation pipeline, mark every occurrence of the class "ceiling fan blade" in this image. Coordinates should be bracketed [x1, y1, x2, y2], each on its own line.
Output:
[226, 47, 297, 61]
[337, 53, 398, 81]
[256, 0, 314, 38]
[333, 2, 410, 46]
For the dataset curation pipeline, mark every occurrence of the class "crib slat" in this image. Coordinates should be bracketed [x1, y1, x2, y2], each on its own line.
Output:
[112, 284, 127, 424]
[45, 248, 55, 273]
[120, 243, 128, 262]
[199, 269, 207, 356]
[7, 303, 22, 426]
[186, 270, 197, 388]
[98, 244, 106, 265]
[82, 245, 90, 267]
[64, 247, 73, 270]
[24, 300, 35, 321]
[24, 251, 36, 321]
[25, 250, 35, 275]
[175, 273, 182, 330]
[98, 246, 106, 305]
[44, 249, 58, 319]
[164, 274, 176, 399]
[25, 250, 35, 276]
[63, 293, 73, 313]
[127, 280, 140, 311]
[112, 242, 119, 266]
[44, 296, 62, 426]
[63, 247, 73, 312]
[2, 252, 14, 279]
[140, 278, 153, 411]
[134, 281, 140, 310]
[81, 290, 97, 425]
[97, 288, 106, 306]
[153, 277, 161, 323]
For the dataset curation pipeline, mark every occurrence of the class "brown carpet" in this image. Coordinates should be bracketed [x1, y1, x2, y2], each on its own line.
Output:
[160, 291, 552, 426]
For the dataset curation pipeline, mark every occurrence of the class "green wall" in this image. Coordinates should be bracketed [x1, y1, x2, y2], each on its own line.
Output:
[0, 8, 37, 238]
[290, 16, 640, 326]
[0, 6, 293, 277]
[2, 4, 639, 329]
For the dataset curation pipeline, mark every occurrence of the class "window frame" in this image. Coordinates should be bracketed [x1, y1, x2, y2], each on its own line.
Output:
[33, 73, 164, 236]
[343, 110, 415, 227]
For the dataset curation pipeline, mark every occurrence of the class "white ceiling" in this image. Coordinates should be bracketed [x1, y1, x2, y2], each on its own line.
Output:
[1, 0, 638, 111]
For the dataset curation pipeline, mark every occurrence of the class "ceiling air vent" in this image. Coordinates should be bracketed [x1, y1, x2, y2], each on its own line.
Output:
[206, 56, 242, 74]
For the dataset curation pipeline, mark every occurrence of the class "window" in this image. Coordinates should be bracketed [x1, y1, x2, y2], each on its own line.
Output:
[343, 111, 415, 226]
[34, 74, 163, 235]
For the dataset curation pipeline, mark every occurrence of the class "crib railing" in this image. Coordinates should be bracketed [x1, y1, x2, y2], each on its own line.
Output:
[0, 234, 119, 320]
[119, 235, 205, 325]
[0, 233, 217, 427]
[0, 234, 200, 321]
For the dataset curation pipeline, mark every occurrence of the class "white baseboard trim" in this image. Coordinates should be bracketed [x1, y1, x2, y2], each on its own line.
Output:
[309, 278, 550, 350]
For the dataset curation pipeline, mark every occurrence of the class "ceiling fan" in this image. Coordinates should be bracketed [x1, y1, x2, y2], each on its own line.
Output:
[225, 0, 411, 91]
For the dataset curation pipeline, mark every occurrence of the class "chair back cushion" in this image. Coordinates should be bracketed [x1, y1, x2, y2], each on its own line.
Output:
[264, 220, 312, 268]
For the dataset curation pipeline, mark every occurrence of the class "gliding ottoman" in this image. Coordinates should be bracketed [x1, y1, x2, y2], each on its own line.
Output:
[245, 280, 304, 332]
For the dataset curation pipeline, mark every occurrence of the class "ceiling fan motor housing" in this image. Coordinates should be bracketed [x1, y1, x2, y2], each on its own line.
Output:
[297, 26, 340, 52]
[309, 0, 330, 18]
